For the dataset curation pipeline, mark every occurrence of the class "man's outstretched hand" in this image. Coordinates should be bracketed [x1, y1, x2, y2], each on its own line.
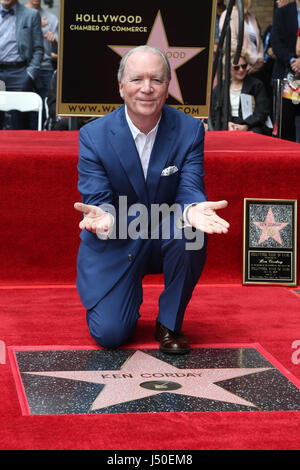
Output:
[74, 202, 113, 235]
[187, 200, 230, 234]
[74, 200, 229, 237]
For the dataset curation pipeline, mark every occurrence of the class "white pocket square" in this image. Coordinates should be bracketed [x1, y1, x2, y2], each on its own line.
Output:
[161, 165, 178, 176]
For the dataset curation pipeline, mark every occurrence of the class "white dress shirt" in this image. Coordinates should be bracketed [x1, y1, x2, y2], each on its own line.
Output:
[125, 105, 160, 179]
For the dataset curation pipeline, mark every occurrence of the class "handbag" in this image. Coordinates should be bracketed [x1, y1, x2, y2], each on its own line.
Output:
[282, 70, 300, 104]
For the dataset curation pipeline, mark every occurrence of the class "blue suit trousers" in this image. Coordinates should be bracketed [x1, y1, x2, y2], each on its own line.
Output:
[86, 231, 207, 349]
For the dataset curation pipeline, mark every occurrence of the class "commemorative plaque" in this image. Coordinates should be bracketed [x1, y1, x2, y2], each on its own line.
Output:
[57, 0, 216, 118]
[243, 199, 297, 285]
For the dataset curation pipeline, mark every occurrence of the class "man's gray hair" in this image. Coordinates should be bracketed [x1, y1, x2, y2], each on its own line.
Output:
[117, 45, 171, 83]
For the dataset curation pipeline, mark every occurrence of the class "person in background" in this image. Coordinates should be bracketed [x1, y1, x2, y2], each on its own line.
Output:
[210, 50, 271, 134]
[272, 0, 300, 79]
[0, 0, 43, 129]
[26, 0, 58, 127]
[271, 0, 300, 142]
[219, 0, 264, 75]
[259, 0, 290, 119]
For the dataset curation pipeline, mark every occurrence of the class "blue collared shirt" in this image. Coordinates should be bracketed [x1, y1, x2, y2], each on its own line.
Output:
[0, 3, 22, 62]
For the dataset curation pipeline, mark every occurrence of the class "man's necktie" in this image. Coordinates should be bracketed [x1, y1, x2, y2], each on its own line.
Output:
[1, 8, 14, 18]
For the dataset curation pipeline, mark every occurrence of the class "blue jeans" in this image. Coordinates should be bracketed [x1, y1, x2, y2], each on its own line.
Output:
[32, 69, 55, 128]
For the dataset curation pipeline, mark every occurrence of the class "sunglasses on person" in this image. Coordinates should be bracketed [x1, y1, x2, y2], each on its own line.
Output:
[232, 64, 248, 71]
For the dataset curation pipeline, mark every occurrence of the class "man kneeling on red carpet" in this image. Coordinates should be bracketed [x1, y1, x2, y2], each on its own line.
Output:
[74, 46, 229, 354]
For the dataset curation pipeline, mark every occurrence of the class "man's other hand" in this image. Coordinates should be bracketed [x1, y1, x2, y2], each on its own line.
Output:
[74, 202, 114, 236]
[187, 200, 230, 234]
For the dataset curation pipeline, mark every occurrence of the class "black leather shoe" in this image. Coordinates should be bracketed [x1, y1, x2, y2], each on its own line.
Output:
[155, 321, 190, 354]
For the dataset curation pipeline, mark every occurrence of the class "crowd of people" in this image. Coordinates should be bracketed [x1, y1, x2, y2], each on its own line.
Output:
[213, 0, 300, 142]
[1, 0, 300, 142]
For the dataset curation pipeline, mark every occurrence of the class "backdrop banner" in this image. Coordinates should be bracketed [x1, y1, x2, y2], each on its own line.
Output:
[57, 0, 216, 118]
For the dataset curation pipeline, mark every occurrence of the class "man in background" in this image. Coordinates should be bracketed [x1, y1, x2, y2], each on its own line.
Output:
[26, 0, 58, 127]
[0, 0, 43, 129]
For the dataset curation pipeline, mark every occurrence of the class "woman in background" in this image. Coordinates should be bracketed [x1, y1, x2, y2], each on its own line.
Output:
[219, 0, 264, 74]
[210, 51, 271, 134]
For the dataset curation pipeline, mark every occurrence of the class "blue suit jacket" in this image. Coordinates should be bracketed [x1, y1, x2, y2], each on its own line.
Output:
[76, 105, 206, 309]
[271, 1, 298, 80]
[16, 2, 44, 80]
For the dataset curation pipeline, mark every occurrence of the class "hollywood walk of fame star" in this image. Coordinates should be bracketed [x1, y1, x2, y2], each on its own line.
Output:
[253, 207, 289, 245]
[24, 350, 271, 412]
[108, 10, 205, 104]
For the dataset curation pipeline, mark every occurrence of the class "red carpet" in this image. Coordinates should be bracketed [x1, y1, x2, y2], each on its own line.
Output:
[1, 130, 300, 284]
[0, 131, 299, 449]
[0, 284, 299, 450]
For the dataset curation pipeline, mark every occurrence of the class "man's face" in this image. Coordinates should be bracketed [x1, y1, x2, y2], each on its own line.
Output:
[119, 50, 169, 125]
[1, 0, 17, 8]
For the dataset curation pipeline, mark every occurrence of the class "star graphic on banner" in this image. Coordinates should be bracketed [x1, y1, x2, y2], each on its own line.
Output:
[108, 10, 205, 103]
[253, 207, 289, 245]
[24, 350, 271, 412]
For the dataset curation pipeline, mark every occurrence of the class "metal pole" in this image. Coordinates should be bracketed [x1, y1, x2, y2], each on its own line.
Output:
[272, 79, 282, 138]
[222, 23, 231, 130]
